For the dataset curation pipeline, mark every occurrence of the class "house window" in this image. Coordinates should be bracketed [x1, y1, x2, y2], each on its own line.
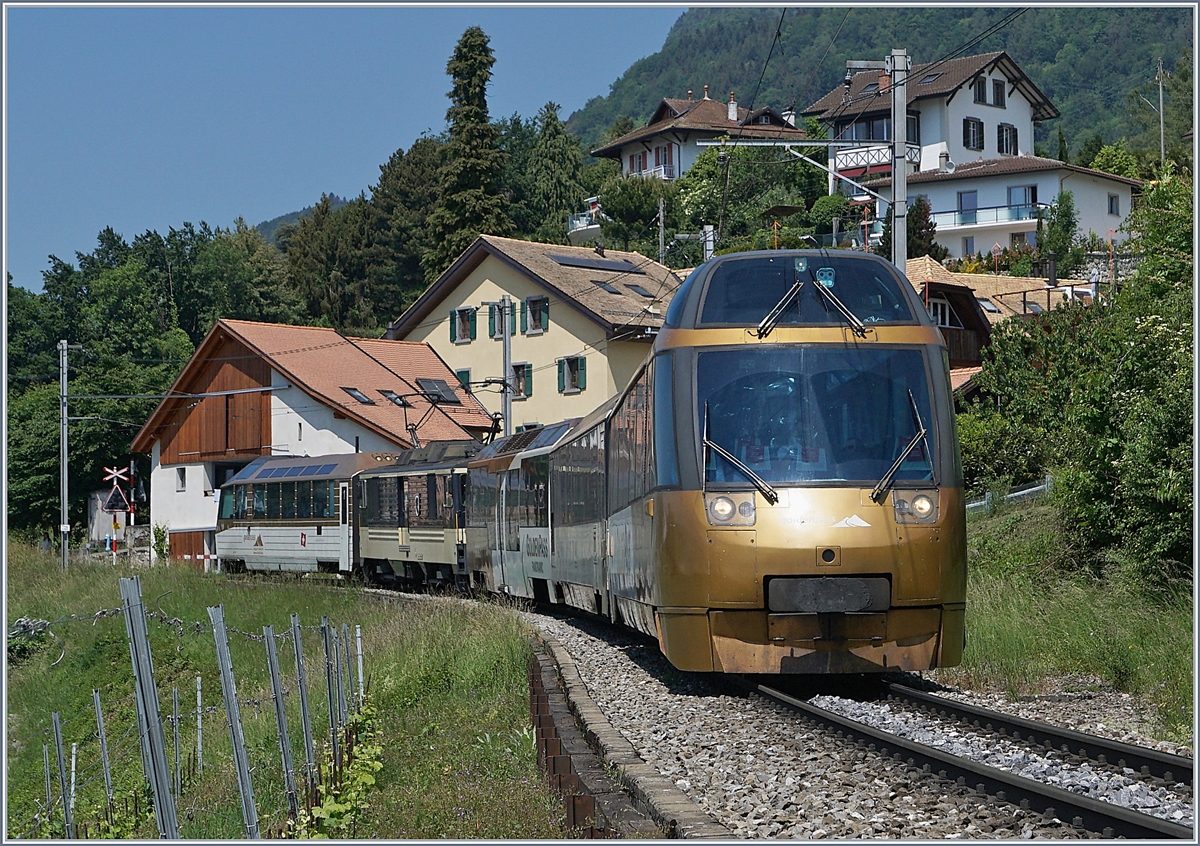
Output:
[176, 467, 187, 492]
[1011, 232, 1029, 248]
[298, 422, 303, 442]
[998, 123, 1018, 156]
[512, 362, 533, 399]
[861, 81, 879, 95]
[928, 297, 962, 328]
[906, 114, 920, 146]
[1108, 193, 1120, 215]
[449, 307, 476, 343]
[993, 80, 1006, 108]
[558, 356, 587, 394]
[1008, 185, 1037, 210]
[488, 303, 516, 339]
[455, 369, 471, 390]
[963, 118, 984, 151]
[341, 387, 375, 405]
[522, 296, 549, 335]
[918, 72, 943, 85]
[973, 78, 987, 103]
[957, 191, 978, 225]
[962, 236, 975, 256]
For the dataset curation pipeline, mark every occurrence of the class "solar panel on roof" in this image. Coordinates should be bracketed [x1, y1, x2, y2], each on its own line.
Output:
[317, 463, 339, 475]
[256, 468, 274, 478]
[548, 254, 645, 275]
[302, 465, 323, 475]
[285, 466, 305, 477]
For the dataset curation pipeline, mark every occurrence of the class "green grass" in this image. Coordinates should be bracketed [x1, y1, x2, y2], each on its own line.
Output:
[933, 503, 1194, 744]
[5, 541, 564, 839]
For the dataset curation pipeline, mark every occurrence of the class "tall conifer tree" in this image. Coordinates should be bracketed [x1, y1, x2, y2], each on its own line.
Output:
[529, 102, 585, 243]
[422, 26, 513, 281]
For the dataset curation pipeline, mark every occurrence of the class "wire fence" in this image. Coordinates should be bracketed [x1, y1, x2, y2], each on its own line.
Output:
[11, 577, 367, 840]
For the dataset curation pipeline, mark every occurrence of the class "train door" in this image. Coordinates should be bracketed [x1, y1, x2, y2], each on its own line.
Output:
[339, 482, 351, 572]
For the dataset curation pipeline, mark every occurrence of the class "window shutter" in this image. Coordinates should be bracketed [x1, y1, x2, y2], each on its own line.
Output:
[577, 356, 586, 390]
[520, 301, 528, 334]
[963, 120, 970, 148]
[510, 304, 517, 334]
[997, 125, 1002, 152]
[524, 363, 533, 397]
[488, 305, 496, 337]
[542, 298, 550, 329]
[1012, 127, 1018, 154]
[449, 310, 457, 342]
[469, 307, 477, 339]
[558, 359, 565, 393]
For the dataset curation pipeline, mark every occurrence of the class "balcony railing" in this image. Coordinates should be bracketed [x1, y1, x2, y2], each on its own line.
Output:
[833, 143, 922, 171]
[630, 164, 676, 181]
[931, 203, 1049, 229]
[568, 211, 599, 233]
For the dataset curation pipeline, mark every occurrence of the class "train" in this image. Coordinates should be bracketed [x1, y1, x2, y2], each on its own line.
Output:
[216, 249, 967, 675]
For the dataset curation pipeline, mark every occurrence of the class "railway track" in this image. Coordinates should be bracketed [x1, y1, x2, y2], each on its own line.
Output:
[743, 679, 1193, 839]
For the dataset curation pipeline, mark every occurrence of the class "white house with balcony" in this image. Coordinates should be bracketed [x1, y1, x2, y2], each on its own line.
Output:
[591, 86, 807, 181]
[866, 156, 1140, 259]
[798, 51, 1143, 258]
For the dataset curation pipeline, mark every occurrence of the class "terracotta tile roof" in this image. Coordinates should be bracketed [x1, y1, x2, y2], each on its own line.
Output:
[867, 155, 1142, 188]
[216, 320, 491, 446]
[950, 366, 983, 393]
[592, 95, 806, 158]
[906, 255, 963, 288]
[904, 257, 1095, 326]
[803, 51, 1059, 123]
[386, 235, 684, 340]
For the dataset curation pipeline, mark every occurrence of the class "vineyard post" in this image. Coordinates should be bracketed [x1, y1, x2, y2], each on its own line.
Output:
[355, 625, 364, 710]
[333, 626, 347, 728]
[341, 623, 356, 715]
[291, 614, 316, 790]
[209, 605, 260, 839]
[264, 625, 299, 822]
[69, 743, 77, 818]
[52, 713, 74, 839]
[172, 687, 181, 801]
[321, 618, 339, 769]
[93, 690, 114, 818]
[43, 744, 53, 834]
[195, 676, 203, 775]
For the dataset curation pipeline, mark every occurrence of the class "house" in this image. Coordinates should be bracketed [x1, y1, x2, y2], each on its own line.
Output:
[130, 319, 493, 567]
[803, 52, 1138, 257]
[903, 255, 993, 368]
[383, 235, 683, 432]
[590, 86, 807, 181]
[871, 156, 1140, 259]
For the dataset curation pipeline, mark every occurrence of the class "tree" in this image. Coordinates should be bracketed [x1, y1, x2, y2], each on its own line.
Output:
[1089, 142, 1140, 180]
[1074, 132, 1105, 168]
[1056, 126, 1070, 162]
[597, 174, 673, 251]
[1039, 190, 1083, 277]
[528, 102, 586, 243]
[874, 195, 948, 262]
[422, 26, 514, 282]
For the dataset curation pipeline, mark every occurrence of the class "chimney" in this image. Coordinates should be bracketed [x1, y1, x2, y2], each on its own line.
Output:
[879, 70, 890, 92]
[781, 108, 796, 127]
[728, 91, 738, 122]
[938, 151, 950, 173]
[703, 84, 709, 99]
[687, 89, 693, 101]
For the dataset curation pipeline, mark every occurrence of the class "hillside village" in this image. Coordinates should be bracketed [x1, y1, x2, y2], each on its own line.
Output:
[7, 16, 1190, 577]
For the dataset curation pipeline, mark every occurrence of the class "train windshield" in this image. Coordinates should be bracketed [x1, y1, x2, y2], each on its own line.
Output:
[698, 255, 914, 327]
[697, 346, 936, 486]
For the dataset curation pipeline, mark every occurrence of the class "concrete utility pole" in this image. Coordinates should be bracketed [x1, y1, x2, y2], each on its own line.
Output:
[889, 48, 910, 273]
[1156, 56, 1166, 162]
[58, 340, 82, 571]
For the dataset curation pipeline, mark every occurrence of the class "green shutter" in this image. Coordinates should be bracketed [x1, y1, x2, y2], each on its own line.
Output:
[456, 369, 471, 389]
[557, 360, 565, 393]
[577, 356, 586, 390]
[510, 304, 517, 335]
[449, 310, 457, 342]
[488, 305, 496, 338]
[524, 363, 533, 397]
[542, 298, 550, 329]
[469, 308, 477, 340]
[520, 301, 528, 334]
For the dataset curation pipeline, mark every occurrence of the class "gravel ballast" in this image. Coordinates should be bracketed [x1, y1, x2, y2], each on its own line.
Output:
[527, 609, 1193, 840]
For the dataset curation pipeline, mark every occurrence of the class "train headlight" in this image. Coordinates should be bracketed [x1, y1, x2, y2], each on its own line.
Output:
[893, 490, 939, 524]
[709, 496, 736, 522]
[705, 493, 757, 526]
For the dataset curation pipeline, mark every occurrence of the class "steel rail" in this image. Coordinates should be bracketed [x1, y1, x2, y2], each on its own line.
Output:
[749, 681, 1193, 840]
[886, 682, 1193, 788]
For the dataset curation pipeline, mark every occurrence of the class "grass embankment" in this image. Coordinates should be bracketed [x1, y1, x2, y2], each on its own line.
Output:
[933, 502, 1193, 744]
[5, 543, 564, 839]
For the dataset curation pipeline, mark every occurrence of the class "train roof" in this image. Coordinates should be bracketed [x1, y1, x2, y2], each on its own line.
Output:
[356, 439, 484, 476]
[223, 452, 401, 486]
[469, 419, 578, 469]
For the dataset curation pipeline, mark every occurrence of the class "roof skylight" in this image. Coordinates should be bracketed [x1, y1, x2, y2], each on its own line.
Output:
[341, 387, 375, 404]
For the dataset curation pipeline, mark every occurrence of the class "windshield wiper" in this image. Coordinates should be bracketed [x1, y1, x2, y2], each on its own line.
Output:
[756, 279, 804, 338]
[703, 403, 779, 504]
[812, 277, 868, 337]
[869, 390, 929, 504]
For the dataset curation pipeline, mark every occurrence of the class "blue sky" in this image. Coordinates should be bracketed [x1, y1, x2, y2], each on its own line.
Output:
[4, 5, 683, 292]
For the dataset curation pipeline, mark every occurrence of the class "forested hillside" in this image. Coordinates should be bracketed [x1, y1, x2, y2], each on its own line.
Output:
[566, 7, 1192, 162]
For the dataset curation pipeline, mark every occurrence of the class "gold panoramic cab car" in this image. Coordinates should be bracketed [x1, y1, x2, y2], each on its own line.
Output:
[616, 249, 967, 674]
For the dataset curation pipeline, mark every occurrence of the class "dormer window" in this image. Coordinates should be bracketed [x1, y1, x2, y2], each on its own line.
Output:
[341, 387, 375, 405]
[927, 297, 963, 329]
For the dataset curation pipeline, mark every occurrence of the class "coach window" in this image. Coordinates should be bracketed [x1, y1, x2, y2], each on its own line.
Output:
[267, 483, 281, 519]
[297, 481, 312, 518]
[253, 484, 267, 518]
[281, 482, 297, 519]
[313, 481, 331, 519]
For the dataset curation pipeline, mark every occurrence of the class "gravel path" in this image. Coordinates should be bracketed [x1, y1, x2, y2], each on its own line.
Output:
[527, 609, 1192, 839]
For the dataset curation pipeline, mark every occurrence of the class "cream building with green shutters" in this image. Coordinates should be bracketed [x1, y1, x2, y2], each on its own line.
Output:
[384, 235, 684, 433]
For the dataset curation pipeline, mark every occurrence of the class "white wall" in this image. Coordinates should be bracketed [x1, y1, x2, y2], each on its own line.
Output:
[940, 69, 1036, 167]
[148, 440, 218, 539]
